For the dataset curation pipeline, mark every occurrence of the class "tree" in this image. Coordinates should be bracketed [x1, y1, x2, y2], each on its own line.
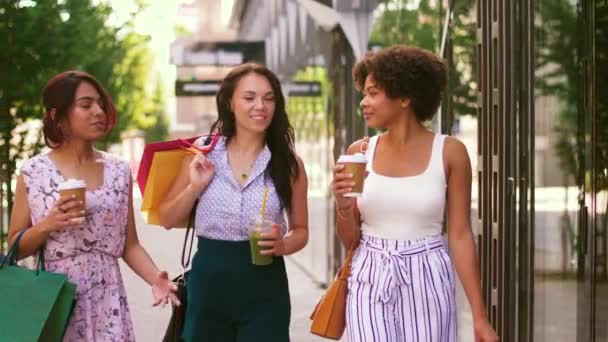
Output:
[534, 0, 608, 276]
[369, 0, 477, 119]
[534, 0, 579, 182]
[0, 0, 161, 236]
[143, 79, 170, 143]
[288, 67, 331, 135]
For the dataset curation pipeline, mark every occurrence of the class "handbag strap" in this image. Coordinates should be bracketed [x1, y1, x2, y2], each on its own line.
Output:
[0, 229, 25, 268]
[179, 134, 219, 270]
[37, 245, 46, 272]
[0, 229, 45, 272]
[180, 202, 197, 269]
[338, 239, 359, 280]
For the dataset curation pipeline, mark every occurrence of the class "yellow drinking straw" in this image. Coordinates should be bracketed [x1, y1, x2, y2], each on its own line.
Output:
[259, 186, 269, 227]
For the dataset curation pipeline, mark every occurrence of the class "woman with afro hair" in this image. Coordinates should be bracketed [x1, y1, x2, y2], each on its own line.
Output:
[332, 45, 498, 342]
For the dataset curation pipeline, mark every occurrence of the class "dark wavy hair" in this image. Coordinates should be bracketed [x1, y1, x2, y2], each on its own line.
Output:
[210, 63, 298, 212]
[42, 70, 117, 148]
[353, 45, 447, 122]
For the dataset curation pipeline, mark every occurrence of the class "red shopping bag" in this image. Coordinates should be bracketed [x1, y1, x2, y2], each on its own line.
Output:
[136, 136, 219, 196]
[136, 135, 219, 227]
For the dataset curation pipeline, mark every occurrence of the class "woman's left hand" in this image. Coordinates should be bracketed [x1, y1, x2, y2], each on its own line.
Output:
[258, 224, 286, 256]
[151, 271, 181, 307]
[474, 318, 499, 342]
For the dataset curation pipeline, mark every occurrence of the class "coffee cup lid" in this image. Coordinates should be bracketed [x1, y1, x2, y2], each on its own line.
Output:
[58, 178, 87, 190]
[338, 153, 367, 163]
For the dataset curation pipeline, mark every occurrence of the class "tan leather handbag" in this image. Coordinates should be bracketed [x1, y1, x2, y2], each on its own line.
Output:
[310, 240, 359, 340]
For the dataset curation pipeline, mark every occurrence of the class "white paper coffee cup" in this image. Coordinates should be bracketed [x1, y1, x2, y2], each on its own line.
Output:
[337, 153, 367, 197]
[58, 179, 87, 223]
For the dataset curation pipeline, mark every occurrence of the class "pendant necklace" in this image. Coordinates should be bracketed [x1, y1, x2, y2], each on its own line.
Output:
[241, 161, 255, 181]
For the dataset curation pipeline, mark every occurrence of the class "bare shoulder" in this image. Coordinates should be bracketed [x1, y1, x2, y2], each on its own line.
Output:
[345, 137, 370, 155]
[444, 136, 468, 154]
[443, 136, 471, 169]
[292, 154, 308, 185]
[295, 154, 306, 173]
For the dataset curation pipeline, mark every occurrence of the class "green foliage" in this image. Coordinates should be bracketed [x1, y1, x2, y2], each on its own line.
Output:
[533, 0, 607, 191]
[173, 23, 192, 38]
[143, 79, 170, 143]
[534, 0, 580, 182]
[0, 0, 166, 219]
[102, 31, 154, 146]
[369, 0, 477, 118]
[371, 0, 439, 51]
[287, 67, 331, 136]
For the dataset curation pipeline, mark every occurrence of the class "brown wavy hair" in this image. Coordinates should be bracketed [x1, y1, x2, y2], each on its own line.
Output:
[42, 71, 117, 148]
[210, 63, 299, 211]
[353, 45, 447, 122]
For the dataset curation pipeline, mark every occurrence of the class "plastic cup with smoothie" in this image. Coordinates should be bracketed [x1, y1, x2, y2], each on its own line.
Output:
[58, 178, 86, 223]
[337, 153, 368, 197]
[248, 217, 275, 266]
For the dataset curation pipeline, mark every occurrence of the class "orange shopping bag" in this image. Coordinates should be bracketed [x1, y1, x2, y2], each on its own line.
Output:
[137, 135, 219, 227]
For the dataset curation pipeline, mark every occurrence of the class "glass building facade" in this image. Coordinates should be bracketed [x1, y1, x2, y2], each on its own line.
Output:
[474, 0, 607, 340]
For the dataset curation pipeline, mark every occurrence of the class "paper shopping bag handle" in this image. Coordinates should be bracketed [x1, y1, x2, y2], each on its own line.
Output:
[1, 229, 46, 273]
[178, 135, 220, 156]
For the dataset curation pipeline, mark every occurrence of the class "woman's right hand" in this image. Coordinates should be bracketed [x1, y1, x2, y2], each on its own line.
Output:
[189, 153, 216, 193]
[39, 196, 85, 233]
[332, 164, 356, 211]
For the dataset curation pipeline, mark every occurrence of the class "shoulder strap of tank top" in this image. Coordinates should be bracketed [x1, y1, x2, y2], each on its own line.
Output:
[365, 135, 379, 172]
[430, 134, 448, 179]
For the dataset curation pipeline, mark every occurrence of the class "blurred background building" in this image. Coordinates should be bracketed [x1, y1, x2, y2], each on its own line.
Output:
[169, 0, 238, 138]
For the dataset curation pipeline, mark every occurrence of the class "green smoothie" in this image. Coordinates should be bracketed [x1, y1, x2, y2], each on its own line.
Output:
[249, 230, 273, 266]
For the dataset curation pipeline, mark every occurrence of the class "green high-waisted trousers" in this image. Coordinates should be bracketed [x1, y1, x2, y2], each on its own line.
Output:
[181, 238, 291, 342]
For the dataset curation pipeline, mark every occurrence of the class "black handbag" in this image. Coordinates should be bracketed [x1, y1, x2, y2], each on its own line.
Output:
[162, 203, 197, 342]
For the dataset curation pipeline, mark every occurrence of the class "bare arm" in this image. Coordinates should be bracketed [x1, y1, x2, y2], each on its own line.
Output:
[122, 177, 162, 285]
[333, 139, 367, 248]
[259, 156, 309, 255]
[444, 137, 489, 322]
[158, 152, 214, 229]
[281, 157, 309, 254]
[8, 174, 83, 259]
[123, 176, 180, 306]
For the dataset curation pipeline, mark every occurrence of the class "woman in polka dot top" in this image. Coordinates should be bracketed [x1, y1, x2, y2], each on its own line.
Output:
[159, 63, 309, 342]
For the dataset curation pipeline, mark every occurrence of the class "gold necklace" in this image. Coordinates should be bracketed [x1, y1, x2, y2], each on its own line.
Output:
[240, 161, 255, 181]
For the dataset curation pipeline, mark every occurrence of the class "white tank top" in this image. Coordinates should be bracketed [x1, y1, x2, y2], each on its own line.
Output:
[357, 134, 447, 240]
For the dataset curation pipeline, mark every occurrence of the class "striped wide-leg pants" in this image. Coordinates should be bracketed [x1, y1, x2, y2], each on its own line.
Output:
[346, 235, 457, 342]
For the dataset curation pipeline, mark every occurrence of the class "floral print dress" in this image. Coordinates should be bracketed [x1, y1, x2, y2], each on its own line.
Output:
[21, 152, 135, 342]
